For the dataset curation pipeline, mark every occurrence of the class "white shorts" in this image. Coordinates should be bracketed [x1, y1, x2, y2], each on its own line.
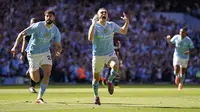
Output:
[92, 52, 118, 74]
[173, 57, 188, 68]
[27, 51, 52, 72]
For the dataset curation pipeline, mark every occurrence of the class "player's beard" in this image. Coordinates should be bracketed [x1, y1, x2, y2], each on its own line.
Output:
[46, 20, 53, 24]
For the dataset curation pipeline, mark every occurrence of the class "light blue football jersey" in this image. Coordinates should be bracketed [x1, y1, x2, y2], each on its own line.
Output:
[24, 21, 61, 54]
[92, 21, 121, 56]
[170, 34, 194, 59]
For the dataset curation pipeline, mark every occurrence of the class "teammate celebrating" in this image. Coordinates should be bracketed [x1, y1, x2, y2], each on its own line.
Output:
[88, 8, 129, 105]
[11, 10, 62, 103]
[167, 27, 195, 90]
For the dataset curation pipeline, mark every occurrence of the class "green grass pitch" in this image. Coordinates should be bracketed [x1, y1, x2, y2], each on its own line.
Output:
[0, 84, 200, 112]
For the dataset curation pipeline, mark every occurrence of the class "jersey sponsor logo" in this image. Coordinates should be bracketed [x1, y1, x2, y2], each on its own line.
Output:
[96, 35, 113, 39]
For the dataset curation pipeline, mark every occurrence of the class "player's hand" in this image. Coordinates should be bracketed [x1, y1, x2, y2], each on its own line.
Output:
[20, 55, 25, 61]
[11, 47, 17, 57]
[167, 35, 171, 40]
[91, 14, 98, 24]
[20, 52, 26, 61]
[55, 51, 61, 57]
[121, 12, 129, 23]
[184, 51, 190, 55]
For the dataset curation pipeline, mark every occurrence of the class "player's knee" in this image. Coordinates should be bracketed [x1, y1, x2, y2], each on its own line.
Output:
[33, 77, 40, 83]
[94, 77, 100, 82]
[110, 61, 119, 70]
[46, 71, 51, 77]
[173, 71, 178, 76]
[113, 65, 119, 71]
[93, 73, 100, 82]
[112, 63, 119, 71]
[30, 70, 40, 82]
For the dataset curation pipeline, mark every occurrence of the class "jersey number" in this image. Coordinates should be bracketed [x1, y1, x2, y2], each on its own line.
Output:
[47, 55, 52, 60]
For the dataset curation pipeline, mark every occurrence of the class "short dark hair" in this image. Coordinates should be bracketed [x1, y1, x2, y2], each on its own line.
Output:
[44, 9, 56, 16]
[30, 18, 37, 23]
[182, 27, 188, 32]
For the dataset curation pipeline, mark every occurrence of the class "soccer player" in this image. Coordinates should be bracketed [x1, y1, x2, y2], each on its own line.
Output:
[20, 18, 38, 93]
[88, 8, 129, 105]
[11, 10, 62, 103]
[167, 27, 195, 90]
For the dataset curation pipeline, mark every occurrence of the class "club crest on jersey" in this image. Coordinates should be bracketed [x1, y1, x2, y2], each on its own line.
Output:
[45, 32, 50, 38]
[104, 29, 107, 33]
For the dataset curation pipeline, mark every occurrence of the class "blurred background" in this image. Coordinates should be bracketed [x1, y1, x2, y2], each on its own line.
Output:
[0, 0, 200, 85]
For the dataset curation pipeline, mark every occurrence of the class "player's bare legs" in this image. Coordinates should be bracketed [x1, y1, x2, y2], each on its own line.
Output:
[93, 73, 101, 105]
[178, 67, 187, 91]
[29, 69, 41, 83]
[92, 55, 104, 105]
[28, 69, 43, 103]
[26, 68, 37, 93]
[101, 67, 111, 87]
[174, 65, 180, 85]
[29, 80, 37, 93]
[36, 64, 52, 104]
[107, 57, 119, 95]
[167, 27, 194, 91]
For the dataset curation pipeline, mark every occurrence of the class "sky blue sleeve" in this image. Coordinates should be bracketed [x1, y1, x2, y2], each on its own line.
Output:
[24, 23, 38, 35]
[170, 35, 177, 44]
[55, 28, 61, 43]
[189, 39, 194, 49]
[112, 22, 121, 33]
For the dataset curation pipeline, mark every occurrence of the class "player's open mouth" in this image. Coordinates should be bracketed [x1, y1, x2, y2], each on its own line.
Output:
[102, 16, 106, 19]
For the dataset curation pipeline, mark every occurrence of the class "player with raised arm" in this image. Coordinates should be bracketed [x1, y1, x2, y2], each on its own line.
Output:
[88, 8, 129, 105]
[11, 10, 62, 103]
[167, 27, 195, 90]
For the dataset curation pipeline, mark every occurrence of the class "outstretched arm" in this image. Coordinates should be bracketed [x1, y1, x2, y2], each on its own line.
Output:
[11, 23, 36, 57]
[120, 13, 129, 35]
[11, 31, 27, 57]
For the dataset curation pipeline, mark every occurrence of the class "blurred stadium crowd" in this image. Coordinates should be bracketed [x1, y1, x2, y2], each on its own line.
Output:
[0, 0, 200, 84]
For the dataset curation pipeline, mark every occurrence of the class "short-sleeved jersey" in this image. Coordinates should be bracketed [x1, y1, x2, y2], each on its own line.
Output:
[91, 21, 121, 56]
[170, 34, 194, 59]
[24, 21, 61, 54]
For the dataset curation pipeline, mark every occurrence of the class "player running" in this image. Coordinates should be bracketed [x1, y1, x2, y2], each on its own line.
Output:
[167, 27, 195, 90]
[11, 10, 62, 103]
[88, 8, 129, 105]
